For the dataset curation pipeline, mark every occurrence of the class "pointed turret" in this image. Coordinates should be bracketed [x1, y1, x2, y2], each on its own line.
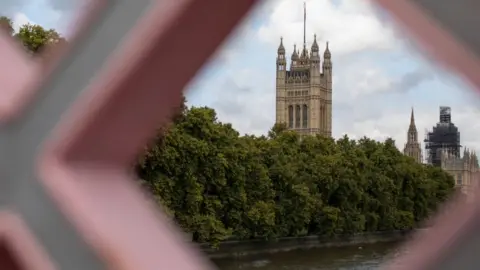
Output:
[322, 41, 332, 73]
[291, 44, 299, 67]
[277, 37, 285, 54]
[292, 44, 298, 59]
[310, 34, 320, 67]
[311, 34, 319, 52]
[277, 37, 286, 71]
[324, 41, 331, 59]
[404, 107, 422, 163]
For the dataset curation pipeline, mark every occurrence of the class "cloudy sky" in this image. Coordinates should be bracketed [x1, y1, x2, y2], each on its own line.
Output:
[5, 0, 480, 158]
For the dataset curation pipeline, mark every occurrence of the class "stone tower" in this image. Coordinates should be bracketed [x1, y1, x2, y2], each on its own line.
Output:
[275, 3, 332, 137]
[403, 108, 423, 163]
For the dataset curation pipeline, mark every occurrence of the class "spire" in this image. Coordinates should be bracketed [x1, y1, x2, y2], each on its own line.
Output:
[408, 107, 417, 133]
[407, 107, 418, 143]
[410, 107, 415, 127]
[404, 106, 422, 163]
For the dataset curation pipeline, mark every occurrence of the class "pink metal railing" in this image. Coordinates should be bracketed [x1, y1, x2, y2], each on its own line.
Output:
[0, 0, 257, 269]
[0, 0, 479, 269]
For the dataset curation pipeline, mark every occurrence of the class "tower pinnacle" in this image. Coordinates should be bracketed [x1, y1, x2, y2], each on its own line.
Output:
[324, 41, 331, 58]
[278, 36, 285, 54]
[410, 107, 415, 127]
[311, 34, 319, 52]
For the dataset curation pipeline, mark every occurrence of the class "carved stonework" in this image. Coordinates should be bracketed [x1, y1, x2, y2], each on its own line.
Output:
[275, 39, 332, 136]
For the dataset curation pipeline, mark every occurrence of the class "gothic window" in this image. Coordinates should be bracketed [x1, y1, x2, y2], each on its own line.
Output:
[278, 65, 284, 71]
[410, 133, 415, 142]
[457, 173, 463, 185]
[288, 105, 293, 128]
[295, 105, 301, 128]
[302, 104, 308, 128]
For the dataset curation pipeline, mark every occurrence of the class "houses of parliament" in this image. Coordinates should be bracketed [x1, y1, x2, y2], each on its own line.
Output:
[404, 106, 479, 196]
[274, 5, 332, 137]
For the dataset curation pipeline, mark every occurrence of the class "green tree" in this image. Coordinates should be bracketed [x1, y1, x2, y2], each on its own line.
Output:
[15, 23, 65, 54]
[138, 104, 456, 247]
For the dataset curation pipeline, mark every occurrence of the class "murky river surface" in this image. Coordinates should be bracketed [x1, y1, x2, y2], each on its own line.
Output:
[212, 241, 405, 270]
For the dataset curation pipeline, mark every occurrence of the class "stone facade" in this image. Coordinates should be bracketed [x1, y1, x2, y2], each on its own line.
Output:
[274, 6, 332, 137]
[403, 108, 423, 163]
[440, 148, 479, 198]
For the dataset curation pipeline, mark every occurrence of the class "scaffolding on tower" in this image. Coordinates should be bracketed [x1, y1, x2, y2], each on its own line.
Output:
[424, 106, 461, 167]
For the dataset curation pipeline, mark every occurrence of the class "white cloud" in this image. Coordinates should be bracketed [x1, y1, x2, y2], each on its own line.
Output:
[257, 0, 397, 56]
[333, 60, 395, 103]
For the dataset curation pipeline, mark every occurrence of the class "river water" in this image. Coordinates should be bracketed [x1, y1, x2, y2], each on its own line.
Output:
[212, 241, 404, 270]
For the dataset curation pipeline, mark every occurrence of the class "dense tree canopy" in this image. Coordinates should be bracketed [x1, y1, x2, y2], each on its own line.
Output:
[138, 100, 455, 247]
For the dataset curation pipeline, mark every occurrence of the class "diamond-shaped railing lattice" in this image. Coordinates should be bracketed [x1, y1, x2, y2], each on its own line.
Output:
[0, 0, 257, 269]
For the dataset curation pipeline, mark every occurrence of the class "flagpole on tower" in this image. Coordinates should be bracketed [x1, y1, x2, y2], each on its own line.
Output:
[303, 2, 306, 48]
